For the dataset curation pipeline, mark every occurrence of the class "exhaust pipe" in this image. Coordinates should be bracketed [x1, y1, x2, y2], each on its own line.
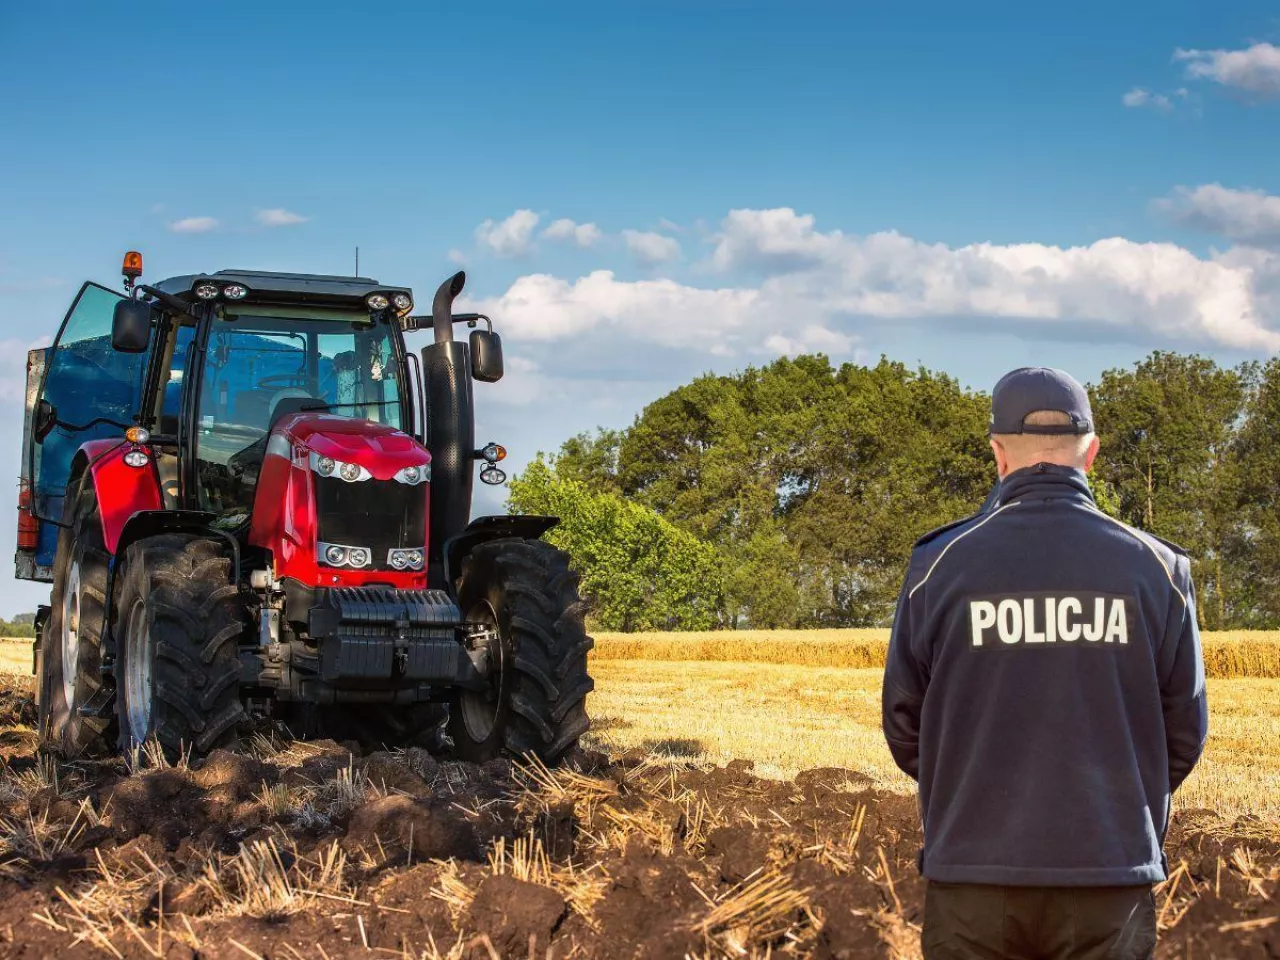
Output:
[423, 272, 474, 579]
[433, 271, 466, 345]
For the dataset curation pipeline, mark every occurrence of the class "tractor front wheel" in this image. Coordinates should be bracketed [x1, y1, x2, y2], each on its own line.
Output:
[39, 477, 114, 757]
[448, 538, 594, 764]
[114, 534, 248, 758]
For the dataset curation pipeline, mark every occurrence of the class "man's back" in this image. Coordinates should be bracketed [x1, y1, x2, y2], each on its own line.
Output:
[884, 463, 1208, 886]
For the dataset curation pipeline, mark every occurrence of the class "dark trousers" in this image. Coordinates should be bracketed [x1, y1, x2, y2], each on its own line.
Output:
[922, 881, 1156, 960]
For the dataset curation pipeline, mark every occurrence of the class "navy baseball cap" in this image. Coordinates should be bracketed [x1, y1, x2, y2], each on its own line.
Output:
[990, 367, 1093, 435]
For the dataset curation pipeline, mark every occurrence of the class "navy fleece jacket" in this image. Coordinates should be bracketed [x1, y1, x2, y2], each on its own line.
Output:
[882, 464, 1208, 886]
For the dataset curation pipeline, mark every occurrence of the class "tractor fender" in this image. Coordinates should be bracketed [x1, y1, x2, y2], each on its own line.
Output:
[114, 509, 224, 564]
[443, 515, 559, 593]
[73, 440, 164, 555]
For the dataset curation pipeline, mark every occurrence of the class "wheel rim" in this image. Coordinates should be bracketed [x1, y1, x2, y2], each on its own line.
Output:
[60, 561, 80, 709]
[123, 597, 153, 745]
[459, 600, 503, 742]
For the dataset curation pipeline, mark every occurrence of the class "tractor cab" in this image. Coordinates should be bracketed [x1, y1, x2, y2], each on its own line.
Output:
[19, 253, 592, 766]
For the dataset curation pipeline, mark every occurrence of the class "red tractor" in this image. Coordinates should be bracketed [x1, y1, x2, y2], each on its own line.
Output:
[17, 253, 593, 762]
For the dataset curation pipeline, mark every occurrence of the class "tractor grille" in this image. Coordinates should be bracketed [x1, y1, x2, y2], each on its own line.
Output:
[314, 476, 427, 566]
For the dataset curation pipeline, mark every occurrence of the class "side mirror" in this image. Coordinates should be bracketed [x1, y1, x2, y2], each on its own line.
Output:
[469, 329, 504, 383]
[33, 398, 56, 443]
[111, 299, 153, 353]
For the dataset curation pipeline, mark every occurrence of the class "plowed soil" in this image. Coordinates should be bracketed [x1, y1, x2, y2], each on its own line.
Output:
[0, 674, 1275, 959]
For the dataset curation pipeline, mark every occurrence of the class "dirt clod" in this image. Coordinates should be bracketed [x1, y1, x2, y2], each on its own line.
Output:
[344, 793, 481, 862]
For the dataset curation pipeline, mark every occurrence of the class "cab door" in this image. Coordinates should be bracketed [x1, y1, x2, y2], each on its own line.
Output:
[29, 283, 152, 539]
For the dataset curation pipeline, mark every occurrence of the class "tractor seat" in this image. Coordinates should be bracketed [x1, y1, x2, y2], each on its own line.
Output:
[268, 390, 326, 429]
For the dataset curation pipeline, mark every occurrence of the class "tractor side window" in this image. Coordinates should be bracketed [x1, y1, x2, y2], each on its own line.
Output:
[31, 283, 150, 523]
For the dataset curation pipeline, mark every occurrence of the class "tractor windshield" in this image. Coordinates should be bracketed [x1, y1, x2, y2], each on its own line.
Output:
[194, 307, 404, 522]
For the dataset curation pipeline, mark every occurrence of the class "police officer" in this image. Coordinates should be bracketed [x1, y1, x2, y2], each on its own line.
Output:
[882, 367, 1208, 960]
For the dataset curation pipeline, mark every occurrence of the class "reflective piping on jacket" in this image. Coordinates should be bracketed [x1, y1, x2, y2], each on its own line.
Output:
[1086, 508, 1188, 609]
[907, 501, 1024, 600]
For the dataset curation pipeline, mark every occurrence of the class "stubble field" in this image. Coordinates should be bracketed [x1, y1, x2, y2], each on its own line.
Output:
[0, 632, 1276, 959]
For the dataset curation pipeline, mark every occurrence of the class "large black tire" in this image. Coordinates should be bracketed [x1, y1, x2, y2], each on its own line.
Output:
[114, 534, 248, 758]
[448, 538, 593, 763]
[301, 702, 449, 753]
[39, 476, 114, 757]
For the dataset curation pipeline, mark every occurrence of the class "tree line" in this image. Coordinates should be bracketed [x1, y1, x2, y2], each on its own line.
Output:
[511, 351, 1280, 632]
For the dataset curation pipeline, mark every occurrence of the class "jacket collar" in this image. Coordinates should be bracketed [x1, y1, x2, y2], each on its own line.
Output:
[997, 463, 1095, 507]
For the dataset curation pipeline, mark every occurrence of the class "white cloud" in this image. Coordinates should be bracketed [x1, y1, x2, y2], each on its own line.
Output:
[1122, 87, 1172, 110]
[169, 216, 218, 234]
[622, 230, 681, 265]
[472, 208, 1280, 356]
[1157, 183, 1280, 246]
[475, 209, 541, 257]
[541, 218, 603, 248]
[255, 208, 308, 227]
[448, 248, 468, 266]
[1176, 42, 1280, 98]
[763, 325, 857, 357]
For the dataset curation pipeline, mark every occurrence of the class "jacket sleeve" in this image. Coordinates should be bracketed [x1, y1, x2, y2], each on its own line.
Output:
[882, 560, 929, 780]
[1161, 557, 1209, 793]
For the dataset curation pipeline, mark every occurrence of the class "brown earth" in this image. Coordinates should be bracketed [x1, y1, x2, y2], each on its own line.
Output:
[0, 675, 1275, 959]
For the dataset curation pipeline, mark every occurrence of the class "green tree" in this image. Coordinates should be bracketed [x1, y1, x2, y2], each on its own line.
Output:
[551, 428, 623, 492]
[509, 459, 724, 631]
[1233, 357, 1280, 627]
[1090, 352, 1249, 629]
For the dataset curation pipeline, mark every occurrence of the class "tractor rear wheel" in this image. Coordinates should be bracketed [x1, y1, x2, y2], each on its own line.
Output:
[114, 534, 248, 759]
[448, 538, 593, 764]
[38, 477, 114, 757]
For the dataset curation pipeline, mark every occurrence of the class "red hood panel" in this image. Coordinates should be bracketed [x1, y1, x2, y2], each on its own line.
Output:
[275, 413, 430, 481]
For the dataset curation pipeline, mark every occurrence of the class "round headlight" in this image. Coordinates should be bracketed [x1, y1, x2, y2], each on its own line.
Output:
[194, 282, 220, 300]
[349, 548, 370, 567]
[340, 462, 361, 482]
[222, 284, 248, 300]
[392, 293, 412, 312]
[325, 545, 347, 565]
[316, 456, 335, 476]
[401, 466, 420, 484]
[389, 550, 409, 570]
[366, 293, 390, 311]
[123, 450, 150, 468]
[407, 549, 424, 569]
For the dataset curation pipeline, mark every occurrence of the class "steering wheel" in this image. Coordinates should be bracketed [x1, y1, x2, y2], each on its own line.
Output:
[256, 372, 310, 390]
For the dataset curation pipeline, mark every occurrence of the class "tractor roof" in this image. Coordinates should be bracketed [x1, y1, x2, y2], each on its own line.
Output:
[151, 270, 414, 306]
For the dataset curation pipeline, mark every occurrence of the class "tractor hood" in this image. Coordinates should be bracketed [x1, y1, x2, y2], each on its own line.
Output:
[274, 412, 431, 481]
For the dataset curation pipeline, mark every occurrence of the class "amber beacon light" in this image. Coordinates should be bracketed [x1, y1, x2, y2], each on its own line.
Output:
[122, 251, 144, 280]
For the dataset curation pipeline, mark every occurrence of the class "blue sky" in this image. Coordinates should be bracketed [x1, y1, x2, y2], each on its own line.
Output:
[2, 1, 1279, 614]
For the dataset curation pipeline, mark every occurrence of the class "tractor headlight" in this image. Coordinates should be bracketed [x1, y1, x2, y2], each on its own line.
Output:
[194, 282, 220, 300]
[394, 464, 429, 485]
[388, 548, 423, 570]
[222, 284, 248, 300]
[320, 542, 374, 568]
[123, 450, 150, 468]
[366, 293, 390, 311]
[310, 452, 369, 482]
[392, 293, 413, 313]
